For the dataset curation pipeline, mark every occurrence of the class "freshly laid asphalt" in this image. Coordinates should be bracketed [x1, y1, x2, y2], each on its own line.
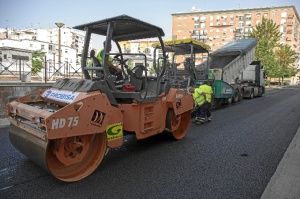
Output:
[1, 110, 299, 198]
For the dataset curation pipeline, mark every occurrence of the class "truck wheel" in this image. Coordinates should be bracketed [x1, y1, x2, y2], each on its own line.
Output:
[166, 109, 191, 140]
[239, 89, 244, 101]
[250, 89, 254, 99]
[233, 90, 239, 103]
[226, 97, 232, 104]
[47, 133, 107, 182]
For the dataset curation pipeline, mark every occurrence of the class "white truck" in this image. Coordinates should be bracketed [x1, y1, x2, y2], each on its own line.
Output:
[240, 60, 265, 98]
[206, 38, 265, 104]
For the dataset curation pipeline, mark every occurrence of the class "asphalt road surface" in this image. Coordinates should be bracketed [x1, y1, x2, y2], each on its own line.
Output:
[1, 86, 300, 199]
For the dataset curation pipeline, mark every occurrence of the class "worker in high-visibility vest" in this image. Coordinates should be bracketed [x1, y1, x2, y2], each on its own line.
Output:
[189, 81, 213, 123]
[96, 41, 123, 81]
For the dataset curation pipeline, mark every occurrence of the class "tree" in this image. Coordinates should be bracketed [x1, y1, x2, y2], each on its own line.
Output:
[275, 44, 298, 83]
[250, 18, 281, 45]
[250, 17, 281, 61]
[32, 50, 45, 75]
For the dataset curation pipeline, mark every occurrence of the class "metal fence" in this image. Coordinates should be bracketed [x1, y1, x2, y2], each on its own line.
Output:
[0, 57, 84, 83]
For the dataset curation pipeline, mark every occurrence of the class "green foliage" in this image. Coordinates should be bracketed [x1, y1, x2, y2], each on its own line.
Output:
[275, 44, 298, 80]
[250, 18, 297, 82]
[87, 59, 93, 67]
[32, 51, 45, 75]
[127, 60, 134, 70]
[250, 18, 281, 45]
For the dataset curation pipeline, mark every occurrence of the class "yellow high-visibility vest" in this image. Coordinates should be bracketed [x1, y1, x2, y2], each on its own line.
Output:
[96, 49, 113, 65]
[192, 84, 213, 106]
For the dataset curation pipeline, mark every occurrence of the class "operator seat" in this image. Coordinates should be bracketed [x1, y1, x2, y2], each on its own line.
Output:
[129, 65, 144, 91]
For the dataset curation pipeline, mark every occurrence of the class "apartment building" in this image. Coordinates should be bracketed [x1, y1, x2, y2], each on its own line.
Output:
[0, 26, 87, 69]
[172, 5, 300, 68]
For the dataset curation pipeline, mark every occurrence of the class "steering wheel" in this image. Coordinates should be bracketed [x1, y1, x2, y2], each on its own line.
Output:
[113, 55, 131, 77]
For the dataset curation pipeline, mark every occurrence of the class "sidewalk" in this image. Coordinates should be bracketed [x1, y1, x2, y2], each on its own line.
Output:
[261, 126, 300, 199]
[0, 118, 299, 198]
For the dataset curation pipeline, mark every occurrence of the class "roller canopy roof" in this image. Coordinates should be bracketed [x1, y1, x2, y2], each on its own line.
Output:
[73, 15, 165, 41]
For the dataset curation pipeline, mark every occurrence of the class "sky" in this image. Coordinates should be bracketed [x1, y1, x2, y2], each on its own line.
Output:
[1, 0, 300, 50]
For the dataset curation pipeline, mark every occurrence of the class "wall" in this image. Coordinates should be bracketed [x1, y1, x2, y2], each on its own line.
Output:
[0, 83, 53, 119]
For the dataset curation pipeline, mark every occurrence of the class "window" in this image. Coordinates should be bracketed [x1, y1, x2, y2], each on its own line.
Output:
[281, 12, 287, 17]
[245, 21, 251, 26]
[263, 13, 268, 17]
[41, 44, 45, 50]
[230, 15, 234, 20]
[210, 16, 214, 21]
[239, 22, 244, 27]
[281, 19, 286, 25]
[256, 13, 261, 17]
[210, 22, 214, 26]
[280, 26, 286, 32]
[30, 43, 33, 48]
[256, 20, 260, 25]
[200, 23, 206, 28]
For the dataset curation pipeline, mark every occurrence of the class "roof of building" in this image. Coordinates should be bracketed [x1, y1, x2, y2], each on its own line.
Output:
[171, 5, 300, 22]
[0, 46, 35, 53]
[73, 15, 165, 41]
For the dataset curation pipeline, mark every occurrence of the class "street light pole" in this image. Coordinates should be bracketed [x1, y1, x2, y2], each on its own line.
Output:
[55, 22, 64, 68]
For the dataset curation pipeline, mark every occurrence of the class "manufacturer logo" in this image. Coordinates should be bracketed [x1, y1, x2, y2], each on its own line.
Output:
[106, 123, 123, 141]
[42, 89, 79, 103]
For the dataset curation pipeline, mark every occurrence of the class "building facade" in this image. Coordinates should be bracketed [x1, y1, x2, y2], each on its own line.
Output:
[0, 26, 87, 79]
[172, 5, 300, 77]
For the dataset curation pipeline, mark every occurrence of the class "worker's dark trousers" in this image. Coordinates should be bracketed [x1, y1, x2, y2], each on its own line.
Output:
[196, 102, 211, 120]
[109, 67, 123, 81]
